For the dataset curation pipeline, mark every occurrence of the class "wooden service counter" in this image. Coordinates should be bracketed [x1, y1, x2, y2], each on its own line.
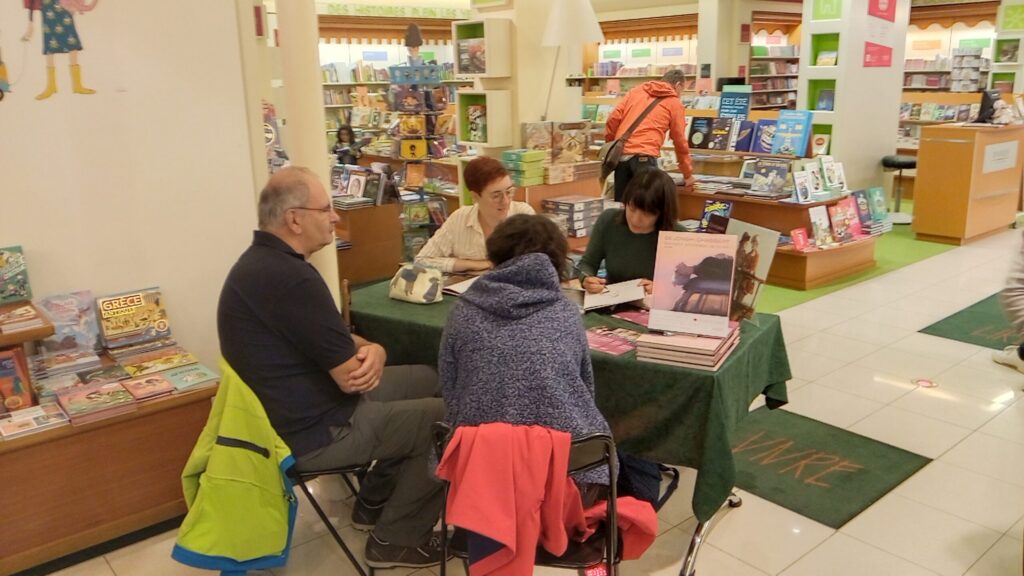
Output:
[913, 124, 1024, 245]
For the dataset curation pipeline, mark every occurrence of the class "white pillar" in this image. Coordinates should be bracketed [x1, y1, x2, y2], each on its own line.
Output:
[278, 0, 341, 303]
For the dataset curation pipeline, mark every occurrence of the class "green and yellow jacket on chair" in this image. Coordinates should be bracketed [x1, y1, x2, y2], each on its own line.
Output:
[171, 359, 297, 574]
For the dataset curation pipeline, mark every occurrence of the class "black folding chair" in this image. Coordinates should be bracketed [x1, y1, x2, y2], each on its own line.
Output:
[288, 464, 371, 576]
[432, 422, 620, 576]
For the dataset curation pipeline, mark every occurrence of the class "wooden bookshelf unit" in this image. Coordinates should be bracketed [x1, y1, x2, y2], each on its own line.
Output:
[335, 203, 404, 285]
[677, 189, 877, 290]
[0, 301, 54, 348]
[0, 387, 215, 575]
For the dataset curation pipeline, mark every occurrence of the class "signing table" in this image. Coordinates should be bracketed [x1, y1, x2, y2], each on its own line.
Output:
[350, 281, 790, 575]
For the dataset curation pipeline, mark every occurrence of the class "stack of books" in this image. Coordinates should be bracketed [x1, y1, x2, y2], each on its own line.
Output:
[864, 215, 894, 235]
[502, 149, 547, 187]
[333, 196, 374, 210]
[542, 195, 605, 238]
[30, 348, 103, 399]
[0, 303, 46, 334]
[56, 381, 136, 425]
[635, 325, 740, 371]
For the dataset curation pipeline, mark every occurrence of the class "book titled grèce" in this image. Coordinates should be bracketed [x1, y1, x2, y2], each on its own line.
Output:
[96, 288, 172, 349]
[649, 232, 738, 338]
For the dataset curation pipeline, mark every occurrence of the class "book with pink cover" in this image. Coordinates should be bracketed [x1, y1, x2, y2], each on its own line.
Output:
[835, 197, 864, 237]
[650, 232, 737, 337]
[790, 228, 810, 252]
[635, 323, 738, 355]
[827, 201, 856, 242]
[121, 374, 175, 401]
[56, 381, 136, 424]
[610, 308, 650, 328]
[585, 326, 642, 356]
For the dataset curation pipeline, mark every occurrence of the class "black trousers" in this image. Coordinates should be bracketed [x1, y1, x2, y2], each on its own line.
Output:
[613, 155, 659, 202]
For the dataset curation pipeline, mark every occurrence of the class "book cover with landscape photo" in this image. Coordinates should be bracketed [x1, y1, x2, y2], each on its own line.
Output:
[650, 232, 738, 337]
[0, 246, 32, 305]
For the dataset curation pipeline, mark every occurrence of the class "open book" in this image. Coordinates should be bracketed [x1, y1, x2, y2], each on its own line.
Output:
[562, 280, 646, 312]
[442, 276, 479, 296]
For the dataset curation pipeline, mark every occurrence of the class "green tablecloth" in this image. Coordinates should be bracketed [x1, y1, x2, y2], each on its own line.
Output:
[350, 281, 791, 522]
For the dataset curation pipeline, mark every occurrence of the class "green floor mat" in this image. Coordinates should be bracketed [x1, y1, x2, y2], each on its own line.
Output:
[919, 294, 1016, 350]
[732, 407, 930, 529]
[756, 206, 956, 313]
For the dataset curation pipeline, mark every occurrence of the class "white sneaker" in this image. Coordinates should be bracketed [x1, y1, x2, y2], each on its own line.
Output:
[991, 345, 1024, 374]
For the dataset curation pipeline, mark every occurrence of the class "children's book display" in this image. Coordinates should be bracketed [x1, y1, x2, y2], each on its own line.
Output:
[649, 232, 737, 338]
[0, 282, 221, 436]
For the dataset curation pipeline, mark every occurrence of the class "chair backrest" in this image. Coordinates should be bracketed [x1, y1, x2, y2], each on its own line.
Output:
[432, 422, 619, 575]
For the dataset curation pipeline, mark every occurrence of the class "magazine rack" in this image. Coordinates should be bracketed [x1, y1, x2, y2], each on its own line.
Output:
[677, 189, 877, 290]
[0, 387, 216, 575]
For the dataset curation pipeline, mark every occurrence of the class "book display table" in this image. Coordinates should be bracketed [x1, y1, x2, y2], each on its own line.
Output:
[0, 387, 215, 575]
[913, 124, 1024, 245]
[348, 281, 790, 574]
[677, 188, 878, 290]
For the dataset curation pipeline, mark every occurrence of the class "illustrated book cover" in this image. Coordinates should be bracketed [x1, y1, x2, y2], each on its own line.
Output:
[96, 288, 172, 349]
[121, 374, 176, 401]
[649, 232, 737, 337]
[163, 363, 220, 393]
[0, 246, 32, 305]
[750, 119, 777, 154]
[771, 109, 814, 156]
[808, 205, 835, 247]
[699, 200, 733, 232]
[723, 219, 780, 321]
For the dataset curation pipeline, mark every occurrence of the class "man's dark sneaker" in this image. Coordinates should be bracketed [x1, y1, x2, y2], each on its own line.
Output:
[365, 532, 447, 568]
[350, 498, 384, 531]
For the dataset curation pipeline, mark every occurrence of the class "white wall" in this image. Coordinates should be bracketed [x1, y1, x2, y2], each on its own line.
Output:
[0, 1, 257, 367]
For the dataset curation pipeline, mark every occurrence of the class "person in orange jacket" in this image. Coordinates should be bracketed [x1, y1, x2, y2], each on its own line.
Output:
[604, 68, 693, 202]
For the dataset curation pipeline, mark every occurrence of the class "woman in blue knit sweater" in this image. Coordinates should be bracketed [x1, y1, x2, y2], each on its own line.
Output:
[438, 214, 611, 484]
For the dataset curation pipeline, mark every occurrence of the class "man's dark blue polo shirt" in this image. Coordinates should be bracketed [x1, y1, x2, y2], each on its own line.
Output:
[218, 230, 358, 457]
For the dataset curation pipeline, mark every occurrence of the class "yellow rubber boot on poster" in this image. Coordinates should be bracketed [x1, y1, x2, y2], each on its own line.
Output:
[35, 66, 56, 100]
[70, 64, 95, 95]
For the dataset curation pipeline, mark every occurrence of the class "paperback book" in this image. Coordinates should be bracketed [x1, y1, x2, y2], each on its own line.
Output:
[750, 158, 791, 196]
[96, 288, 172, 349]
[0, 348, 33, 412]
[808, 205, 835, 247]
[771, 110, 814, 156]
[121, 374, 176, 401]
[827, 200, 857, 242]
[56, 381, 136, 424]
[699, 200, 733, 232]
[35, 291, 100, 353]
[650, 232, 737, 337]
[0, 403, 69, 440]
[585, 326, 643, 356]
[750, 120, 777, 154]
[162, 363, 219, 393]
[0, 246, 32, 305]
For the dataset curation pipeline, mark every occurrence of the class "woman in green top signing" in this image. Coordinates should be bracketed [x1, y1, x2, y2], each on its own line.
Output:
[578, 169, 679, 295]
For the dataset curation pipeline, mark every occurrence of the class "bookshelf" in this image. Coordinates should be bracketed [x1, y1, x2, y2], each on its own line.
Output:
[455, 90, 513, 148]
[747, 46, 800, 109]
[452, 18, 512, 78]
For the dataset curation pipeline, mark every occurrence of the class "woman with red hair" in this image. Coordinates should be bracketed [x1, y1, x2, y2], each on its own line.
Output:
[416, 156, 535, 274]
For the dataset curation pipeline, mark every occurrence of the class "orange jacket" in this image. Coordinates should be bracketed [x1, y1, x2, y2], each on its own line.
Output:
[604, 80, 693, 178]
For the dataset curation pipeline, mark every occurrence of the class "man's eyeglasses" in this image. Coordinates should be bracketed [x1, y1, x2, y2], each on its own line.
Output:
[289, 205, 333, 214]
[485, 187, 516, 202]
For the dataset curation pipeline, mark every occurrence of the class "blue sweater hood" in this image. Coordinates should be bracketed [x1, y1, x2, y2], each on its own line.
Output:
[462, 253, 562, 320]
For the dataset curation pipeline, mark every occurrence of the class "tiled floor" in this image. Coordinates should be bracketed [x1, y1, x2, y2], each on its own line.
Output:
[52, 229, 1024, 576]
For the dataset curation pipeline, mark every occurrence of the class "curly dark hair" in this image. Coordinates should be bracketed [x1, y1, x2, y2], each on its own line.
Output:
[486, 214, 568, 280]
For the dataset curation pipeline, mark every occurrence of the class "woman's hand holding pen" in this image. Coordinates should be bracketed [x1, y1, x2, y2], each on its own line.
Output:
[582, 275, 607, 294]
